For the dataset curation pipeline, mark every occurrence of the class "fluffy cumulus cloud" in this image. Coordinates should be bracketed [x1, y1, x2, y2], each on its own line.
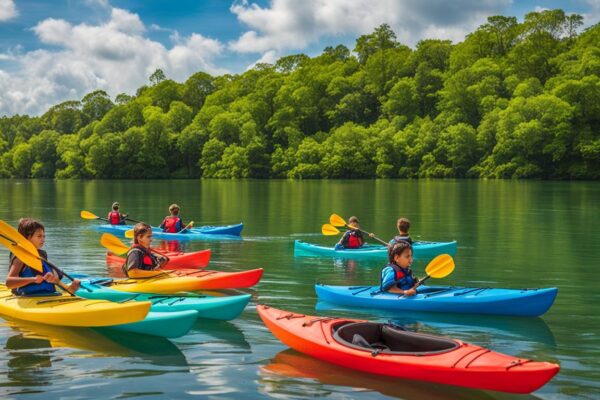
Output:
[0, 7, 226, 116]
[230, 0, 511, 56]
[0, 0, 17, 21]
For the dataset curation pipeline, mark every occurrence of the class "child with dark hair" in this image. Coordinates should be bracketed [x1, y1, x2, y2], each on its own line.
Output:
[380, 241, 418, 296]
[389, 217, 412, 245]
[124, 222, 169, 276]
[6, 218, 80, 295]
[335, 216, 365, 250]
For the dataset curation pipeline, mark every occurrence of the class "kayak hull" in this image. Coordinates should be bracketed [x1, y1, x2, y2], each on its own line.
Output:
[107, 310, 198, 338]
[95, 223, 244, 240]
[315, 284, 558, 317]
[257, 305, 559, 394]
[77, 280, 251, 320]
[0, 286, 150, 327]
[106, 249, 211, 270]
[294, 240, 457, 259]
[87, 268, 263, 294]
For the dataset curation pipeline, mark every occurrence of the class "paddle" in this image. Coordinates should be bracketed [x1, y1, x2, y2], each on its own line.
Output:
[80, 210, 140, 224]
[329, 214, 388, 246]
[125, 221, 194, 239]
[100, 233, 170, 259]
[366, 253, 455, 296]
[0, 220, 88, 296]
[417, 253, 455, 286]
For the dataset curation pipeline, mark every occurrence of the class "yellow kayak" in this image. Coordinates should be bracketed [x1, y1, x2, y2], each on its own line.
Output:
[104, 275, 215, 294]
[0, 286, 150, 327]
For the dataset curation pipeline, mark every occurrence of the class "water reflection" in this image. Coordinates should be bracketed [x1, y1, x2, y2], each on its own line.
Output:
[260, 349, 541, 400]
[2, 319, 189, 369]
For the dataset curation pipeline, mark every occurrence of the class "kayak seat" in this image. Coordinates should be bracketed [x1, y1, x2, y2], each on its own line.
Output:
[334, 322, 459, 355]
[351, 334, 390, 351]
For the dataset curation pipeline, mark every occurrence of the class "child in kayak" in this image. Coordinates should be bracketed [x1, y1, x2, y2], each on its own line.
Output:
[159, 204, 185, 233]
[389, 217, 412, 245]
[124, 222, 169, 275]
[335, 216, 365, 250]
[6, 218, 80, 295]
[380, 241, 418, 296]
[107, 202, 128, 225]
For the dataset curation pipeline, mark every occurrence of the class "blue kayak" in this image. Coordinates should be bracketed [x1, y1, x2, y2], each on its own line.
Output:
[77, 279, 251, 320]
[94, 222, 243, 240]
[315, 284, 557, 317]
[294, 240, 457, 259]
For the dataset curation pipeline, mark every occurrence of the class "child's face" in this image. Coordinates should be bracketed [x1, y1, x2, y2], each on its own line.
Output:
[349, 221, 359, 229]
[137, 231, 153, 248]
[28, 228, 45, 249]
[394, 249, 413, 268]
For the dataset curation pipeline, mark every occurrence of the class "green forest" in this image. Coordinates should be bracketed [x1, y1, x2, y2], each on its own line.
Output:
[0, 9, 598, 179]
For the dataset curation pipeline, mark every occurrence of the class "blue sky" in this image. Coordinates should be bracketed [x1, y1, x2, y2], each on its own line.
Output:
[0, 0, 597, 116]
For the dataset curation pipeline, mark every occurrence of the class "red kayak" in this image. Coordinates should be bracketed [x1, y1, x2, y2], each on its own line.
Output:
[257, 305, 559, 394]
[106, 249, 211, 270]
[167, 268, 263, 289]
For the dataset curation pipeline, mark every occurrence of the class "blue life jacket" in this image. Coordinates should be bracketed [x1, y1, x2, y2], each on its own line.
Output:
[381, 263, 416, 291]
[15, 258, 56, 296]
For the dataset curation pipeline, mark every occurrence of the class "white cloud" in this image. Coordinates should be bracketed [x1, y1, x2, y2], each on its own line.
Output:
[0, 0, 17, 21]
[229, 0, 511, 54]
[582, 0, 600, 28]
[0, 8, 227, 116]
[246, 49, 279, 70]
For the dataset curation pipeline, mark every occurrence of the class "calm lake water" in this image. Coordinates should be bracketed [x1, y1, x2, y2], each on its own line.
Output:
[0, 179, 598, 399]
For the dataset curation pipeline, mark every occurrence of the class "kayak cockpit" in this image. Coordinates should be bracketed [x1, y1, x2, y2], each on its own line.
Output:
[332, 322, 459, 355]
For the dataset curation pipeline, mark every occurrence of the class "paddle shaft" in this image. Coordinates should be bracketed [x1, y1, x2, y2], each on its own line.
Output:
[348, 226, 389, 246]
[178, 221, 194, 233]
[98, 215, 141, 224]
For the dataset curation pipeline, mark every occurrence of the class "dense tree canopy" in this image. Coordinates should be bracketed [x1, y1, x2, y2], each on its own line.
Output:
[0, 9, 598, 179]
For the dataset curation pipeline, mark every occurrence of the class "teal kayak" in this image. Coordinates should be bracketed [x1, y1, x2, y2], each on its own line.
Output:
[107, 310, 197, 338]
[315, 284, 558, 317]
[77, 279, 250, 320]
[95, 223, 243, 240]
[294, 240, 457, 259]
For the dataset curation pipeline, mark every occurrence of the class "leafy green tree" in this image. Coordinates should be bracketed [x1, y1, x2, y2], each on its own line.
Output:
[149, 68, 166, 86]
[354, 24, 399, 64]
[81, 90, 114, 123]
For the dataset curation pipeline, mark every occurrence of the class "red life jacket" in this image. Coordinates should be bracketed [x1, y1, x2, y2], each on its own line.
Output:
[162, 216, 181, 233]
[134, 244, 155, 267]
[344, 231, 362, 248]
[108, 211, 122, 225]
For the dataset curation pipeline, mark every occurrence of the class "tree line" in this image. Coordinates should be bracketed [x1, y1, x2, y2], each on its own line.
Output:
[0, 9, 598, 179]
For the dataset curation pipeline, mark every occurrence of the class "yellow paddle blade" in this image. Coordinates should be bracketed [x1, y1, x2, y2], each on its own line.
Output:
[127, 269, 170, 279]
[425, 254, 455, 279]
[321, 224, 341, 236]
[80, 210, 99, 220]
[0, 220, 43, 272]
[100, 233, 130, 256]
[329, 214, 347, 227]
[125, 229, 134, 239]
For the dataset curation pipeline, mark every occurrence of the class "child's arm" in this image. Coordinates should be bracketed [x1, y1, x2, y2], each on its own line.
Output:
[5, 259, 44, 289]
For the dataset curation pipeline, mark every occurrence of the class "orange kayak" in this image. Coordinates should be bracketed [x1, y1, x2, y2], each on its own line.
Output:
[106, 249, 211, 270]
[257, 305, 559, 394]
